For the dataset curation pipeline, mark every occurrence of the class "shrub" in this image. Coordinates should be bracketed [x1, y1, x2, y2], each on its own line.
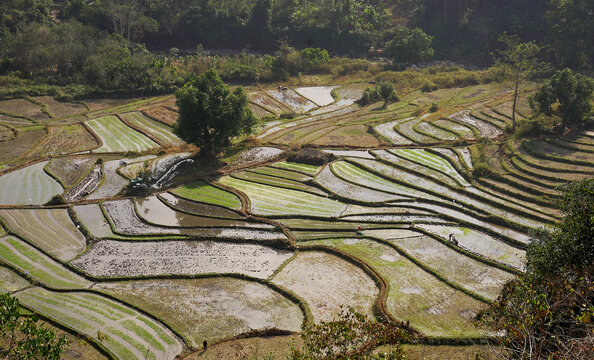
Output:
[384, 27, 434, 65]
[421, 81, 437, 92]
[471, 162, 493, 178]
[429, 102, 439, 112]
[287, 149, 333, 165]
[45, 195, 65, 206]
[530, 68, 594, 127]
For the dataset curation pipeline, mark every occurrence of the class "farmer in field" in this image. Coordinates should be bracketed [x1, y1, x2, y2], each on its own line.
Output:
[448, 233, 458, 245]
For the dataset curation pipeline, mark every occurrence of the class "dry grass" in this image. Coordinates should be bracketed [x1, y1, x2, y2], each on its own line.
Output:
[34, 96, 86, 118]
[183, 335, 302, 360]
[36, 124, 98, 157]
[141, 105, 179, 126]
[0, 128, 46, 164]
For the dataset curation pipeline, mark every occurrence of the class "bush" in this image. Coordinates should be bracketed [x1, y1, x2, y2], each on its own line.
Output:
[471, 162, 493, 178]
[530, 68, 594, 127]
[384, 27, 434, 65]
[421, 81, 437, 92]
[429, 102, 439, 112]
[300, 47, 329, 71]
[45, 195, 65, 206]
[287, 148, 333, 165]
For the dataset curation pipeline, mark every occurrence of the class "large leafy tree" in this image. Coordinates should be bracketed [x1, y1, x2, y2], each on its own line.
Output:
[174, 69, 256, 156]
[384, 27, 434, 65]
[478, 178, 594, 359]
[531, 68, 594, 127]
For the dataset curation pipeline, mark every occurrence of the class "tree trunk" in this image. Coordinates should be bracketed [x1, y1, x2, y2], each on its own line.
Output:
[512, 71, 519, 132]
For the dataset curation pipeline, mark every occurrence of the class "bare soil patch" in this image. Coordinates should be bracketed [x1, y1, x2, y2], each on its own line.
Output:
[141, 106, 179, 126]
[34, 96, 86, 118]
[36, 125, 98, 157]
[46, 156, 96, 188]
[312, 125, 380, 147]
[0, 98, 49, 121]
[272, 251, 377, 322]
[0, 129, 46, 165]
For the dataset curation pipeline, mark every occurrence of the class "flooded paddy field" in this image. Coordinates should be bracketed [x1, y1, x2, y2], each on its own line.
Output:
[0, 83, 591, 359]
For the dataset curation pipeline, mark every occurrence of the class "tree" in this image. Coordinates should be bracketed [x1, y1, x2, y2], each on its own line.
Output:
[378, 81, 396, 107]
[289, 306, 410, 360]
[531, 68, 594, 128]
[478, 178, 594, 359]
[101, 0, 158, 43]
[246, 0, 272, 48]
[384, 27, 434, 65]
[174, 69, 256, 156]
[546, 0, 594, 70]
[495, 33, 541, 133]
[0, 294, 68, 359]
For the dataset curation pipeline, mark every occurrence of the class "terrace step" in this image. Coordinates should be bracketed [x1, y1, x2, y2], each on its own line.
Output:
[476, 178, 558, 210]
[501, 157, 564, 189]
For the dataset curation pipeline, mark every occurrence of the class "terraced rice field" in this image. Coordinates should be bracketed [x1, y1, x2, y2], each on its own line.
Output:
[171, 180, 242, 210]
[307, 238, 487, 337]
[0, 236, 91, 289]
[0, 209, 86, 261]
[72, 240, 293, 278]
[0, 161, 62, 205]
[86, 116, 159, 153]
[295, 86, 337, 106]
[16, 288, 184, 360]
[0, 128, 46, 164]
[87, 159, 130, 200]
[0, 266, 30, 293]
[120, 112, 183, 146]
[272, 251, 377, 322]
[46, 156, 97, 188]
[1, 83, 592, 358]
[219, 176, 347, 217]
[97, 278, 303, 345]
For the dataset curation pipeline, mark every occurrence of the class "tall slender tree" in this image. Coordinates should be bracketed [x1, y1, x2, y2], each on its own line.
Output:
[496, 33, 541, 132]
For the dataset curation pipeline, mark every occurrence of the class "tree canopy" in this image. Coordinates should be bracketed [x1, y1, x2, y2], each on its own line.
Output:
[174, 69, 256, 156]
[531, 68, 594, 127]
[384, 27, 434, 65]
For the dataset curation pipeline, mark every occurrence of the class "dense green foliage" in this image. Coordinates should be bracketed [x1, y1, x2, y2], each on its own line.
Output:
[479, 178, 594, 359]
[289, 306, 409, 359]
[531, 68, 594, 127]
[526, 179, 594, 280]
[174, 69, 256, 155]
[378, 81, 396, 106]
[0, 1, 592, 95]
[0, 294, 67, 359]
[384, 27, 434, 65]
